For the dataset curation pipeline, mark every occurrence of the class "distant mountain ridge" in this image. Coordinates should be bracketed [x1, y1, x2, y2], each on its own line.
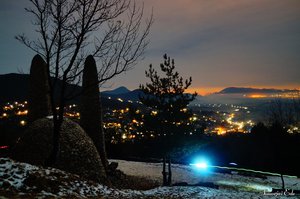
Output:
[0, 73, 140, 110]
[217, 87, 298, 94]
[0, 73, 144, 107]
[0, 73, 82, 103]
[1, 74, 298, 105]
[0, 73, 30, 102]
[102, 86, 130, 95]
[102, 87, 144, 101]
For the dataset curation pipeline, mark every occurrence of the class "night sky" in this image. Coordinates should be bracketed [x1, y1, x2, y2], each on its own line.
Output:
[0, 0, 300, 95]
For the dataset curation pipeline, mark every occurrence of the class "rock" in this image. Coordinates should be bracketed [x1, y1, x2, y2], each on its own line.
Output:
[12, 118, 106, 183]
[108, 162, 118, 172]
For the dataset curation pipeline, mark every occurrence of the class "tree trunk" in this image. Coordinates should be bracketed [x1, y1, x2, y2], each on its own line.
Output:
[45, 115, 62, 166]
[281, 173, 285, 190]
[45, 69, 66, 166]
[167, 157, 172, 186]
[98, 101, 109, 170]
[162, 156, 167, 186]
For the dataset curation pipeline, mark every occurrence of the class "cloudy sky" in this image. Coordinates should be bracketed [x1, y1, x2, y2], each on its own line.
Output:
[0, 0, 299, 95]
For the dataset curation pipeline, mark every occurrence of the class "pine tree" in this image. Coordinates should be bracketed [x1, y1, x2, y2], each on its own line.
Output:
[140, 54, 197, 186]
[139, 54, 197, 138]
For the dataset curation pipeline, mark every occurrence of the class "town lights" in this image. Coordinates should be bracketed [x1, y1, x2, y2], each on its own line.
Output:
[20, 120, 26, 126]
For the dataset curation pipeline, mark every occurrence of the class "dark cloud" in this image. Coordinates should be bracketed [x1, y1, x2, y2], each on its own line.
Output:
[0, 0, 299, 93]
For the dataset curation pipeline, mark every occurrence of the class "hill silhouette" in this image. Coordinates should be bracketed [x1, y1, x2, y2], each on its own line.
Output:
[0, 73, 83, 103]
[218, 87, 298, 94]
[102, 86, 130, 95]
[0, 73, 30, 102]
[0, 73, 140, 110]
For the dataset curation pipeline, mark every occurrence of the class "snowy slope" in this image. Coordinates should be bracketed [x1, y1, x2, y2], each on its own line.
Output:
[1, 158, 300, 198]
[114, 159, 300, 192]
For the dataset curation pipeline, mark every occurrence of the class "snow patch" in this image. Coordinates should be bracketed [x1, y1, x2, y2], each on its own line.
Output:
[1, 158, 300, 198]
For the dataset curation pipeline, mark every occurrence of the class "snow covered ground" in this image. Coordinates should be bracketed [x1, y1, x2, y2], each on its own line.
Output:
[114, 159, 300, 192]
[1, 157, 300, 198]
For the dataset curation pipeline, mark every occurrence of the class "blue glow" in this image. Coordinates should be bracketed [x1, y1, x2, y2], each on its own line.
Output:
[194, 162, 208, 169]
[190, 156, 211, 172]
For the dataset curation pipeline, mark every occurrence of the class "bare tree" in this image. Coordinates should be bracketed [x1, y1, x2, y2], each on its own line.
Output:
[16, 0, 153, 166]
[268, 94, 300, 130]
[267, 92, 300, 190]
[292, 92, 300, 126]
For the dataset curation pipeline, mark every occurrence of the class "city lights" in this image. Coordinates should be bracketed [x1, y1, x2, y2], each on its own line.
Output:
[216, 127, 226, 135]
[151, 110, 158, 116]
[0, 99, 298, 144]
[20, 120, 26, 126]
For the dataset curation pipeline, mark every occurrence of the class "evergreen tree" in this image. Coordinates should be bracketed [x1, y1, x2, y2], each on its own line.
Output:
[28, 54, 51, 123]
[140, 54, 197, 186]
[80, 55, 108, 171]
[139, 54, 197, 139]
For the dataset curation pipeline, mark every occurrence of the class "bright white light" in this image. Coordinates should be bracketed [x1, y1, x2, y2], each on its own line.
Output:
[194, 162, 208, 169]
[190, 157, 210, 170]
